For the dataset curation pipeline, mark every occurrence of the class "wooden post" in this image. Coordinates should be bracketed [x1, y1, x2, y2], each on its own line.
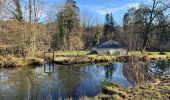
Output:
[44, 50, 54, 73]
[44, 51, 55, 63]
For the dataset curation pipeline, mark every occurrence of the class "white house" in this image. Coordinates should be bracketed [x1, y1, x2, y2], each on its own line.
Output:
[92, 40, 128, 56]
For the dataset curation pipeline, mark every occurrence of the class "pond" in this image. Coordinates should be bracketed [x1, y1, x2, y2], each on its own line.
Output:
[0, 60, 169, 100]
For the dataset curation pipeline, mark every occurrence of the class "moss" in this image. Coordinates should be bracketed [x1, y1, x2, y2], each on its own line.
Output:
[139, 85, 147, 89]
[94, 81, 170, 100]
[103, 86, 120, 94]
[101, 82, 128, 99]
[164, 86, 170, 93]
[111, 95, 122, 100]
[94, 94, 111, 100]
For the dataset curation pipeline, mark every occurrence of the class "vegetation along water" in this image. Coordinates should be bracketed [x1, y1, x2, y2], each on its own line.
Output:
[0, 0, 170, 99]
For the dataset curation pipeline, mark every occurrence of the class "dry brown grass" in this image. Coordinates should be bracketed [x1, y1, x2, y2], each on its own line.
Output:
[0, 55, 44, 67]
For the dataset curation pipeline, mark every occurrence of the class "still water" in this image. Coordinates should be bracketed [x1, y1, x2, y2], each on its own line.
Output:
[0, 60, 169, 100]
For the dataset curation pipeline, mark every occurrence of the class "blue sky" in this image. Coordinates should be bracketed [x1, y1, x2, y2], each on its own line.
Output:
[47, 0, 152, 25]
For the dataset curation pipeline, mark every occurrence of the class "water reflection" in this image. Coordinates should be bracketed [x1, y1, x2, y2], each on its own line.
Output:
[123, 60, 170, 85]
[0, 60, 169, 99]
[148, 60, 170, 76]
[57, 66, 82, 98]
[123, 61, 153, 85]
[0, 67, 41, 100]
[44, 63, 54, 73]
[104, 63, 115, 79]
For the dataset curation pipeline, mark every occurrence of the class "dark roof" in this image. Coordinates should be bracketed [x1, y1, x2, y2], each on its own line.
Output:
[95, 40, 126, 49]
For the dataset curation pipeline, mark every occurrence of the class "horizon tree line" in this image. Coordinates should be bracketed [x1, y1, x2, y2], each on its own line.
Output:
[0, 0, 169, 57]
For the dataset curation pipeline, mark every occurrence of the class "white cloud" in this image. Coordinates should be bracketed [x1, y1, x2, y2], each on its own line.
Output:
[94, 3, 140, 15]
[80, 3, 140, 15]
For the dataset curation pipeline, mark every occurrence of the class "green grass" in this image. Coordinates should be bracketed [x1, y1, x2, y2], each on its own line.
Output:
[117, 51, 170, 56]
[1, 51, 170, 66]
[164, 86, 170, 93]
[38, 50, 170, 57]
[55, 51, 170, 57]
[128, 51, 142, 56]
[53, 51, 170, 64]
[128, 51, 170, 55]
[54, 55, 116, 64]
[55, 51, 89, 56]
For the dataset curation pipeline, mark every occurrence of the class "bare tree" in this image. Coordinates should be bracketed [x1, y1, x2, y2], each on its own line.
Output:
[27, 0, 47, 57]
[81, 11, 96, 49]
[142, 0, 170, 51]
[29, 0, 32, 23]
[1, 0, 23, 21]
[123, 1, 170, 52]
[0, 0, 6, 11]
[12, 0, 23, 21]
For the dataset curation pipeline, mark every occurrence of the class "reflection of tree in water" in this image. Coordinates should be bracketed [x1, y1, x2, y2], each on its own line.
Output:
[123, 61, 154, 85]
[57, 65, 82, 98]
[104, 63, 115, 79]
[0, 67, 41, 100]
[15, 67, 41, 100]
[46, 73, 53, 100]
[148, 60, 170, 76]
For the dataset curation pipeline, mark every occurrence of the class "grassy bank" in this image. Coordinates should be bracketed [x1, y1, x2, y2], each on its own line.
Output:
[53, 51, 170, 64]
[0, 56, 44, 67]
[94, 80, 170, 100]
[54, 55, 116, 64]
[0, 51, 170, 66]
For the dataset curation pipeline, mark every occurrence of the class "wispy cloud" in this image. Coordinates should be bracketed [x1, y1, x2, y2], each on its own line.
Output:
[81, 3, 140, 15]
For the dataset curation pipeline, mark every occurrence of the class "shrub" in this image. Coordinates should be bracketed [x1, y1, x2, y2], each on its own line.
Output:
[147, 53, 152, 55]
[159, 52, 166, 55]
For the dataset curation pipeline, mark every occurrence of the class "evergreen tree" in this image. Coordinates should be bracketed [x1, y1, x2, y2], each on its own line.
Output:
[58, 11, 67, 47]
[123, 13, 129, 30]
[103, 13, 110, 39]
[65, 0, 79, 11]
[109, 13, 115, 34]
[64, 0, 80, 35]
[57, 0, 82, 49]
[103, 12, 116, 41]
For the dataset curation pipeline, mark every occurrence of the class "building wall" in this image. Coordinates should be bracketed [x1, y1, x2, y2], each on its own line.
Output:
[92, 48, 128, 56]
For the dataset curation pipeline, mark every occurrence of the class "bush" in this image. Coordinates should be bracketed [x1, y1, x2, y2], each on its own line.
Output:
[159, 52, 166, 55]
[147, 53, 152, 55]
[90, 50, 98, 54]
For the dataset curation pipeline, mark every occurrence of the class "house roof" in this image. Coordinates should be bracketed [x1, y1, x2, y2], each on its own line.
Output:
[95, 40, 126, 49]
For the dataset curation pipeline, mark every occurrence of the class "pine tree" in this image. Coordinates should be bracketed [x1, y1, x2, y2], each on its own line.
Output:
[103, 12, 110, 40]
[109, 13, 115, 34]
[103, 12, 116, 41]
[123, 13, 129, 30]
[64, 0, 80, 34]
[58, 11, 67, 47]
[57, 0, 82, 49]
[65, 0, 79, 11]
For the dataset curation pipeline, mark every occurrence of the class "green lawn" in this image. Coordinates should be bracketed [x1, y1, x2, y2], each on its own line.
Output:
[55, 51, 89, 56]
[54, 51, 170, 56]
[129, 51, 170, 55]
